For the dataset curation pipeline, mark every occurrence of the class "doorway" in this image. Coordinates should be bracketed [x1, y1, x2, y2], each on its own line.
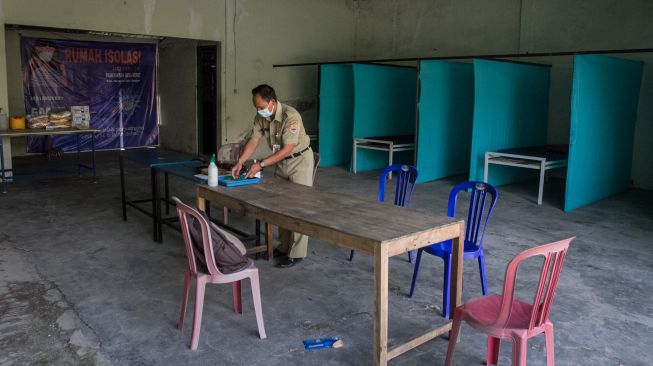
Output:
[197, 45, 218, 156]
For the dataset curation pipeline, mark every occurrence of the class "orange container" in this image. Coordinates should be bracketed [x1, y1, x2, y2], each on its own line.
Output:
[9, 115, 25, 130]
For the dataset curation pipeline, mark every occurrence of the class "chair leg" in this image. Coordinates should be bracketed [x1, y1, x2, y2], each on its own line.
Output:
[250, 273, 267, 339]
[512, 336, 528, 366]
[178, 268, 191, 331]
[478, 253, 489, 296]
[486, 336, 501, 366]
[190, 277, 207, 350]
[348, 250, 355, 261]
[442, 254, 452, 318]
[232, 281, 242, 314]
[544, 322, 555, 366]
[444, 308, 463, 366]
[407, 250, 413, 263]
[409, 249, 424, 298]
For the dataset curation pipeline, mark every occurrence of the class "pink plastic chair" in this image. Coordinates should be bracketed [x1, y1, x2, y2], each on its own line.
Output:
[445, 237, 574, 366]
[174, 198, 266, 350]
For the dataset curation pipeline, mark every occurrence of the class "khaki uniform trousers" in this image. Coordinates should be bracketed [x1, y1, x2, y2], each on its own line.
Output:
[274, 148, 314, 258]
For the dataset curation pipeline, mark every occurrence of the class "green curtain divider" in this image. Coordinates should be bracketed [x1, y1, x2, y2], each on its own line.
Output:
[469, 59, 550, 185]
[416, 61, 474, 183]
[564, 55, 643, 212]
[350, 64, 417, 172]
[318, 64, 354, 167]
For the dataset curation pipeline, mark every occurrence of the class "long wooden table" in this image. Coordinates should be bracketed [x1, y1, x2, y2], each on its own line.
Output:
[196, 178, 465, 365]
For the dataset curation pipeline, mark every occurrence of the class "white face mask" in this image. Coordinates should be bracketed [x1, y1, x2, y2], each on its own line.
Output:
[257, 102, 274, 118]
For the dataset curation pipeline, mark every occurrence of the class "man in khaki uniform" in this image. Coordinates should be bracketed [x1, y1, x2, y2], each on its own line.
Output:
[231, 84, 314, 268]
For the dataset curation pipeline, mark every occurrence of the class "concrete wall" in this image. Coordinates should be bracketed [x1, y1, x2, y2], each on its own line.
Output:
[221, 0, 356, 153]
[349, 0, 653, 189]
[0, 0, 357, 161]
[351, 0, 522, 58]
[158, 37, 199, 154]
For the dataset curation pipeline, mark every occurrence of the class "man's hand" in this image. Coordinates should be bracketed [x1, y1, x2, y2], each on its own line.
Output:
[231, 162, 243, 178]
[246, 163, 261, 178]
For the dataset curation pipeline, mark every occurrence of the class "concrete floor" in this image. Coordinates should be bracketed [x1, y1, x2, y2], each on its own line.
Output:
[1, 150, 652, 365]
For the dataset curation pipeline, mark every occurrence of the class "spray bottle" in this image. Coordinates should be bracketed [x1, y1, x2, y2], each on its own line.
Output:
[208, 154, 218, 187]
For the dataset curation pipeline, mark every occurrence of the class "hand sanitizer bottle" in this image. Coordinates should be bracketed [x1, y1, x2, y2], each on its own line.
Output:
[208, 154, 218, 187]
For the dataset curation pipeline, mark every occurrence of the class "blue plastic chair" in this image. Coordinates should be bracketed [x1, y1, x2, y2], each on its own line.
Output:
[349, 164, 418, 263]
[409, 181, 498, 318]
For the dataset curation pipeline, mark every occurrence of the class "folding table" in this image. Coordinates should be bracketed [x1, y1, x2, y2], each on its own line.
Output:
[119, 149, 201, 242]
[155, 162, 264, 254]
[0, 127, 100, 193]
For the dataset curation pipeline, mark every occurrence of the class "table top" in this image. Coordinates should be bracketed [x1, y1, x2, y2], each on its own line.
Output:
[196, 178, 462, 255]
[0, 127, 101, 137]
[157, 161, 207, 183]
[120, 149, 202, 167]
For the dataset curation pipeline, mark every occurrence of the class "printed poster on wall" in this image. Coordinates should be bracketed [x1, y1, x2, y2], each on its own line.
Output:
[21, 37, 158, 152]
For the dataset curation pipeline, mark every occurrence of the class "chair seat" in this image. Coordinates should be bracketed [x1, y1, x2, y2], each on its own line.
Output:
[462, 295, 535, 332]
[424, 239, 482, 259]
[199, 259, 257, 284]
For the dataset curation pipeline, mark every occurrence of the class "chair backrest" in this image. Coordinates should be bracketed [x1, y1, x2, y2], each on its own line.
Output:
[447, 181, 498, 247]
[494, 237, 575, 330]
[217, 143, 243, 166]
[378, 164, 418, 207]
[174, 198, 224, 277]
[312, 152, 321, 183]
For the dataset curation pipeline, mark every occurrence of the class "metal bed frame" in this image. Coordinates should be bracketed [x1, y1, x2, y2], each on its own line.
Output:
[484, 151, 568, 205]
[352, 135, 415, 178]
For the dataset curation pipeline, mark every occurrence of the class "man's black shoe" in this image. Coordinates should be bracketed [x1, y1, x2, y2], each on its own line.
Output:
[273, 249, 287, 258]
[276, 257, 302, 268]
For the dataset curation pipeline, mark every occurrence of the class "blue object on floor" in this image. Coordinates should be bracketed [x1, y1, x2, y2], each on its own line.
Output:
[303, 336, 340, 350]
[218, 176, 260, 187]
[349, 164, 418, 263]
[409, 181, 498, 318]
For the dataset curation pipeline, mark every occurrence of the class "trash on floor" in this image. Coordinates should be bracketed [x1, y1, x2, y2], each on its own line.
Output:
[303, 336, 344, 350]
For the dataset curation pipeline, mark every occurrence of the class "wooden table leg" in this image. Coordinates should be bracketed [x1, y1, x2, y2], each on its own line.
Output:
[197, 195, 206, 212]
[265, 222, 273, 261]
[374, 244, 389, 366]
[449, 222, 465, 319]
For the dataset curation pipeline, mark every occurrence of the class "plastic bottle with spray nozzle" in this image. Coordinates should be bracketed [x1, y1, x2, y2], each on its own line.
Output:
[208, 154, 218, 187]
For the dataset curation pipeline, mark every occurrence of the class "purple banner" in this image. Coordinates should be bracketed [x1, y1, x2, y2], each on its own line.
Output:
[21, 37, 158, 152]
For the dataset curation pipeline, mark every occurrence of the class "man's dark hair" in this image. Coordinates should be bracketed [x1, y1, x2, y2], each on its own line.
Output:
[251, 84, 277, 102]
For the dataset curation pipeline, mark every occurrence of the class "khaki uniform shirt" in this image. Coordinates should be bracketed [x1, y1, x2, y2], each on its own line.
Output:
[250, 102, 310, 154]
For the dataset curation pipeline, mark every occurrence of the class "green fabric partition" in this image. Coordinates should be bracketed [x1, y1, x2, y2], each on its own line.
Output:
[416, 61, 474, 183]
[318, 64, 354, 167]
[469, 59, 550, 185]
[351, 64, 417, 172]
[564, 55, 643, 212]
